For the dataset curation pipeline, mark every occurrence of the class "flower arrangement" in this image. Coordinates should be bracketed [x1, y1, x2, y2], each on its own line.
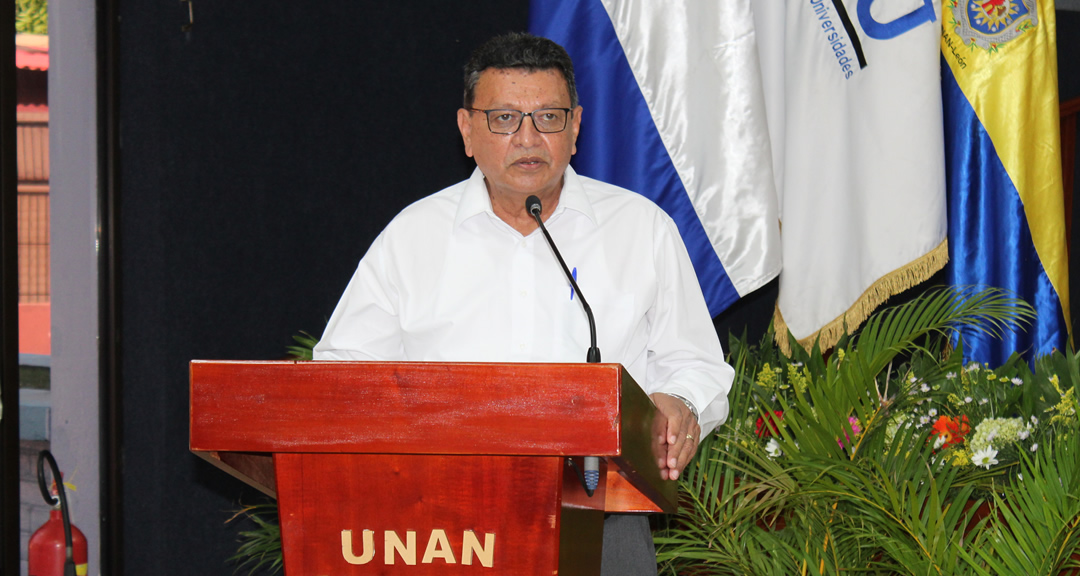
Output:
[655, 287, 1080, 575]
[752, 347, 1076, 485]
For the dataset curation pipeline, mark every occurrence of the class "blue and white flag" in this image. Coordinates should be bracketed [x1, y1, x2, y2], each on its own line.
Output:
[530, 0, 781, 317]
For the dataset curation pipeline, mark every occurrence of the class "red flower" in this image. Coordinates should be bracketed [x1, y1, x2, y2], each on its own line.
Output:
[930, 415, 970, 448]
[756, 411, 784, 438]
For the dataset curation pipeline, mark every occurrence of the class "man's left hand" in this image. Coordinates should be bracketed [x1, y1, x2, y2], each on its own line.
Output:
[650, 393, 701, 481]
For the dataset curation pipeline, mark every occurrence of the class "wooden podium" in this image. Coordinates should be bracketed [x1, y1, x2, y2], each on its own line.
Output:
[190, 361, 677, 575]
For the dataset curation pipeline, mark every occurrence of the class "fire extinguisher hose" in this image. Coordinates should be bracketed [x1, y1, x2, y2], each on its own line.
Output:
[36, 450, 78, 576]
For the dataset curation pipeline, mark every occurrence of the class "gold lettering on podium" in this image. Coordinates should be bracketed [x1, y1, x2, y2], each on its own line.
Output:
[340, 528, 496, 567]
[385, 530, 417, 565]
[462, 530, 495, 568]
[421, 529, 456, 564]
[341, 530, 375, 565]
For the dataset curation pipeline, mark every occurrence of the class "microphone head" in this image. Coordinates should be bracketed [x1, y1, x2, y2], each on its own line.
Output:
[525, 195, 542, 217]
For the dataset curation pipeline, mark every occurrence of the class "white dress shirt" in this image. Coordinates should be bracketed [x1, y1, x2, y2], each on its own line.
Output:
[314, 166, 734, 434]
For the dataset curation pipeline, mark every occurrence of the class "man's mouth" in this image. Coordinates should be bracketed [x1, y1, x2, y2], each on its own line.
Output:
[514, 156, 546, 168]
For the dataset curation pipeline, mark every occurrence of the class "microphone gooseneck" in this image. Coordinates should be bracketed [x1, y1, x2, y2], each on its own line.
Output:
[525, 196, 600, 363]
[526, 195, 602, 496]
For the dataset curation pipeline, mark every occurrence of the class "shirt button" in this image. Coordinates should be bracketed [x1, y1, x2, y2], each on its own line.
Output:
[519, 344, 526, 350]
[520, 290, 528, 297]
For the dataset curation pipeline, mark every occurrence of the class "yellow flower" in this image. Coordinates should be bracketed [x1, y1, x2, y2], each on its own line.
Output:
[946, 449, 971, 467]
[756, 363, 778, 391]
[787, 363, 811, 394]
[1045, 374, 1078, 427]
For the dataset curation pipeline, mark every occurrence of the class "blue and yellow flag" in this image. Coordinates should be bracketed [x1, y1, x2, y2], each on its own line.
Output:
[942, 0, 1071, 364]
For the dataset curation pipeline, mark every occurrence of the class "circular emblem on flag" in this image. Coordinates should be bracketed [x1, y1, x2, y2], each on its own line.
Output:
[950, 0, 1038, 51]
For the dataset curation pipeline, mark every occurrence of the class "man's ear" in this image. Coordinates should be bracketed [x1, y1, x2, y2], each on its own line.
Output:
[569, 106, 583, 156]
[457, 108, 474, 158]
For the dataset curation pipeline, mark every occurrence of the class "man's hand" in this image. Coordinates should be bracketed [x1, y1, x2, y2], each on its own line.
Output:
[650, 393, 701, 481]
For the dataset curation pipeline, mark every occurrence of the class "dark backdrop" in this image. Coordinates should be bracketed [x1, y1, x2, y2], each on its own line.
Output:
[117, 3, 532, 574]
[1060, 10, 1080, 342]
[115, 4, 1080, 574]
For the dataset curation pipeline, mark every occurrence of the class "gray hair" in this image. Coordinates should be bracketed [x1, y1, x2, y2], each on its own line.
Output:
[463, 32, 578, 108]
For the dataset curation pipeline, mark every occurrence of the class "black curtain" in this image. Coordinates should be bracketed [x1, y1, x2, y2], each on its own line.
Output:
[118, 4, 529, 573]
[1060, 10, 1080, 342]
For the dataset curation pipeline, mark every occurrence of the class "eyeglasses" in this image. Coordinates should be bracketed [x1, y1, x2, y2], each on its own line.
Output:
[466, 108, 573, 135]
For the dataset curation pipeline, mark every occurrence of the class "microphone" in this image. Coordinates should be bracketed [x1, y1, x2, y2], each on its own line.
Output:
[527, 195, 602, 496]
[525, 195, 600, 363]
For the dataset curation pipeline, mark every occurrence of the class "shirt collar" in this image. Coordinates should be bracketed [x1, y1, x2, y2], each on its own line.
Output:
[454, 165, 599, 230]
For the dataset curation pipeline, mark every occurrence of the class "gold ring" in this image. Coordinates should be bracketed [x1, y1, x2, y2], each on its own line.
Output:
[686, 434, 694, 440]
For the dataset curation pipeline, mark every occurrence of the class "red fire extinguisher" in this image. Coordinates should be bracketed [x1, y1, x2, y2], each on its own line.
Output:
[28, 450, 88, 576]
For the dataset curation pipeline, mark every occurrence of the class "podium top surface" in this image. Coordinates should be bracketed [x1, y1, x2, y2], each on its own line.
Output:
[190, 360, 652, 457]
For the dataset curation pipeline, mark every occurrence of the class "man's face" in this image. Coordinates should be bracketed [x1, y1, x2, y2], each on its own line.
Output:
[457, 68, 582, 203]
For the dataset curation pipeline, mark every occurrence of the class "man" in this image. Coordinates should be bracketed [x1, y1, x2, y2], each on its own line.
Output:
[314, 32, 733, 575]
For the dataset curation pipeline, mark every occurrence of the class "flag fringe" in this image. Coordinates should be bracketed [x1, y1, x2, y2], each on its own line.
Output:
[773, 239, 949, 355]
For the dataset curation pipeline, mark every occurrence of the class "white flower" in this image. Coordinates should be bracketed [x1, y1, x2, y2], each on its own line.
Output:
[966, 363, 981, 372]
[979, 398, 989, 405]
[964, 396, 973, 403]
[946, 372, 957, 380]
[933, 435, 947, 450]
[1030, 443, 1039, 452]
[928, 408, 938, 417]
[972, 447, 999, 469]
[919, 415, 931, 425]
[765, 438, 783, 458]
[1031, 416, 1039, 426]
[1018, 429, 1030, 440]
[1018, 473, 1023, 481]
[921, 383, 931, 393]
[1011, 377, 1023, 386]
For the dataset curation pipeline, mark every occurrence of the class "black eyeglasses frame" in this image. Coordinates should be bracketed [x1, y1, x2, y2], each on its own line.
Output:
[466, 107, 574, 135]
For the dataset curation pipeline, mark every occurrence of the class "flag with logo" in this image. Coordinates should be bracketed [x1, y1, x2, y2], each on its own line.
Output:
[530, 0, 781, 317]
[757, 0, 949, 351]
[941, 0, 1071, 364]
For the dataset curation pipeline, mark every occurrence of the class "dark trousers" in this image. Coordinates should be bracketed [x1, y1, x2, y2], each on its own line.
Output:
[601, 514, 658, 576]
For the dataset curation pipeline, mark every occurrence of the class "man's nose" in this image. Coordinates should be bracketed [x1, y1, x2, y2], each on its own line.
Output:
[513, 114, 543, 145]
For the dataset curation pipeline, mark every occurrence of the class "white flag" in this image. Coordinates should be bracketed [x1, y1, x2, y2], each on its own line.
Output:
[757, 0, 948, 349]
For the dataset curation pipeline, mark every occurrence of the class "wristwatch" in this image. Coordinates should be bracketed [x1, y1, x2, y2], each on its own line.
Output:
[667, 393, 699, 422]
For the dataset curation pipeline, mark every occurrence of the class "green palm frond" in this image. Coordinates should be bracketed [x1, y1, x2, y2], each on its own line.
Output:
[968, 438, 1080, 574]
[285, 331, 318, 360]
[227, 503, 283, 575]
[852, 287, 1034, 373]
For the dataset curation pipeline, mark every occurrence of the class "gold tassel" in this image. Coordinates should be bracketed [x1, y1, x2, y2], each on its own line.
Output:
[774, 239, 949, 355]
